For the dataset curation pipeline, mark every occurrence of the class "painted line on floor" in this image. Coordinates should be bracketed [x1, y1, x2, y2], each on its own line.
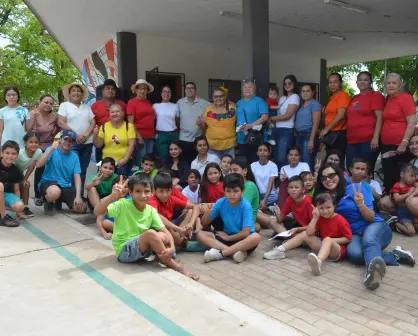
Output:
[21, 220, 192, 336]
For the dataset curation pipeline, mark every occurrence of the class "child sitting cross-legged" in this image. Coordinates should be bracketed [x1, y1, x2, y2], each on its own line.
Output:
[94, 173, 199, 280]
[266, 193, 352, 276]
[197, 173, 261, 263]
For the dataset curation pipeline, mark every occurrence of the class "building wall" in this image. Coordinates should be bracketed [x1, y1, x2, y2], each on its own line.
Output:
[136, 34, 320, 100]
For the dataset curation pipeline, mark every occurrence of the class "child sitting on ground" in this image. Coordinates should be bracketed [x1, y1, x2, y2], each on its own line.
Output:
[199, 162, 224, 203]
[94, 174, 199, 279]
[366, 171, 382, 202]
[300, 171, 316, 197]
[197, 173, 261, 263]
[182, 169, 200, 204]
[280, 147, 311, 179]
[220, 154, 232, 176]
[390, 164, 418, 236]
[265, 193, 352, 276]
[132, 154, 158, 178]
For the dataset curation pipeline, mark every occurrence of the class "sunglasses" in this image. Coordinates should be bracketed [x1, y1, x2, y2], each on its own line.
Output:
[213, 95, 225, 99]
[320, 172, 338, 181]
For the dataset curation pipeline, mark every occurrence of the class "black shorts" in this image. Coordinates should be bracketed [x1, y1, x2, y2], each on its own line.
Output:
[40, 182, 76, 209]
[214, 232, 257, 253]
[284, 218, 302, 231]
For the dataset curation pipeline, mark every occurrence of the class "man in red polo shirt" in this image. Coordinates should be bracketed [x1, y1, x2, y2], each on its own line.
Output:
[91, 79, 127, 162]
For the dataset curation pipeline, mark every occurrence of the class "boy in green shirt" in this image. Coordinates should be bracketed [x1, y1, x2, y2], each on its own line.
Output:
[132, 154, 158, 178]
[94, 173, 199, 280]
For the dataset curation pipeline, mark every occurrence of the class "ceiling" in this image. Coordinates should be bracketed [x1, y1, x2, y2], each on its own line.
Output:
[25, 0, 418, 69]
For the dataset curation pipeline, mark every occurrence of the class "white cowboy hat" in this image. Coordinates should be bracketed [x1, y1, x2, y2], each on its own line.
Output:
[62, 82, 89, 101]
[131, 79, 154, 94]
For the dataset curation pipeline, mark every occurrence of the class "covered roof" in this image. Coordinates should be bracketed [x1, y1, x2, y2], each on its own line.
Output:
[25, 0, 418, 69]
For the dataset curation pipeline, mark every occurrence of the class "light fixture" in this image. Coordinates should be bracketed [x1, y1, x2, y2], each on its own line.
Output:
[318, 32, 347, 40]
[324, 0, 371, 15]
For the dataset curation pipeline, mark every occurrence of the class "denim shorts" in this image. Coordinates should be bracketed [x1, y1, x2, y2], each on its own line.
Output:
[117, 236, 153, 263]
[397, 206, 412, 223]
[4, 192, 22, 207]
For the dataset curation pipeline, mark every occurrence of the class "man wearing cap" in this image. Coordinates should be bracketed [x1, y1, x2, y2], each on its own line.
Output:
[91, 79, 126, 162]
[36, 130, 87, 215]
[58, 82, 96, 190]
[177, 82, 210, 163]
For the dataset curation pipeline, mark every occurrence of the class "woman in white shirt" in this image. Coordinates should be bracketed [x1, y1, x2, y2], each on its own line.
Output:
[58, 82, 96, 190]
[191, 136, 220, 175]
[270, 75, 300, 171]
[153, 86, 179, 160]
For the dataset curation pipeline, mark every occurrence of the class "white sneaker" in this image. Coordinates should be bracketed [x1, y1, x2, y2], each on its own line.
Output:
[263, 246, 286, 260]
[308, 253, 322, 276]
[233, 251, 248, 263]
[268, 140, 276, 146]
[204, 248, 223, 263]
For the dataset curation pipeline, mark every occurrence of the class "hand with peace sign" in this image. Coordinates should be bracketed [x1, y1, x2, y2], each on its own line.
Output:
[112, 175, 129, 199]
[280, 169, 288, 181]
[92, 171, 103, 186]
[314, 158, 322, 173]
[352, 182, 365, 207]
[312, 204, 320, 220]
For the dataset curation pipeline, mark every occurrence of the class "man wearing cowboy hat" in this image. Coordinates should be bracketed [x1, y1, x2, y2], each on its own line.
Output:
[91, 79, 126, 162]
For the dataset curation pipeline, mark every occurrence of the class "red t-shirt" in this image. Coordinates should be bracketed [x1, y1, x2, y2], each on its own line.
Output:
[171, 187, 188, 202]
[126, 98, 155, 139]
[266, 98, 278, 109]
[315, 214, 352, 259]
[281, 195, 313, 227]
[381, 92, 416, 145]
[346, 91, 385, 144]
[390, 182, 414, 195]
[148, 195, 187, 221]
[207, 182, 224, 203]
[91, 100, 127, 127]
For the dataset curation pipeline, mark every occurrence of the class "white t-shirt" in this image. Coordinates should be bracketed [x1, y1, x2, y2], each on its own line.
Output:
[15, 148, 43, 172]
[251, 160, 278, 195]
[58, 102, 95, 144]
[280, 162, 310, 179]
[191, 153, 220, 175]
[153, 102, 179, 132]
[182, 185, 200, 204]
[370, 179, 382, 196]
[0, 106, 29, 148]
[276, 94, 300, 128]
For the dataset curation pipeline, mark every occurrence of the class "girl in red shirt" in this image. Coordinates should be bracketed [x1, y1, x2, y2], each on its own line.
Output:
[199, 162, 224, 203]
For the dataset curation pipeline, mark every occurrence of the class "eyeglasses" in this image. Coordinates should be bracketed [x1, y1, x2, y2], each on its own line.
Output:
[320, 172, 338, 181]
[6, 93, 18, 97]
[185, 87, 196, 91]
[162, 90, 171, 94]
[409, 141, 418, 147]
[213, 95, 225, 99]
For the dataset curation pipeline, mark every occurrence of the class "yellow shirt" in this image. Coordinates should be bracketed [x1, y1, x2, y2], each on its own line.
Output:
[99, 121, 136, 161]
[203, 103, 237, 151]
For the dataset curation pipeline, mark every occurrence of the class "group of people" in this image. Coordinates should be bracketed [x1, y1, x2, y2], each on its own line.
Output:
[0, 70, 416, 290]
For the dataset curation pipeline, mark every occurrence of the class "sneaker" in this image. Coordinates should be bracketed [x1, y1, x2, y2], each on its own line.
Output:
[393, 246, 415, 267]
[23, 207, 34, 218]
[364, 257, 386, 290]
[263, 246, 286, 260]
[268, 139, 276, 146]
[386, 216, 398, 230]
[308, 253, 322, 276]
[204, 248, 223, 263]
[0, 214, 20, 227]
[44, 202, 55, 216]
[54, 201, 62, 211]
[233, 251, 248, 263]
[34, 197, 43, 206]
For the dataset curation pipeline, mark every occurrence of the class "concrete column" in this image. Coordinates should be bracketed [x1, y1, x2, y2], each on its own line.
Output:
[242, 0, 270, 97]
[320, 59, 328, 106]
[117, 32, 138, 101]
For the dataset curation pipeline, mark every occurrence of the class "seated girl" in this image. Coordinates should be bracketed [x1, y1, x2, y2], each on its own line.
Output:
[163, 141, 190, 189]
[191, 136, 220, 176]
[182, 169, 201, 204]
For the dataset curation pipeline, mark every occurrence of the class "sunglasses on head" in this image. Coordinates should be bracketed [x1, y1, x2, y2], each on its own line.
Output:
[320, 172, 338, 181]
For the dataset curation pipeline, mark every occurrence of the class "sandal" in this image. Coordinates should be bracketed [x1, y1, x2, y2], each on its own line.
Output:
[0, 214, 20, 227]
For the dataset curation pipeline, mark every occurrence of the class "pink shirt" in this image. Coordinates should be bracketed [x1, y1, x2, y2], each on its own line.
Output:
[34, 113, 59, 151]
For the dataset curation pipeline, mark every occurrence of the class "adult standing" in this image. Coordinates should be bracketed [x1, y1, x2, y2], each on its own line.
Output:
[177, 82, 210, 163]
[201, 87, 237, 159]
[236, 80, 269, 163]
[294, 84, 321, 170]
[0, 86, 37, 149]
[32, 94, 59, 206]
[58, 82, 96, 191]
[380, 73, 417, 192]
[154, 86, 179, 160]
[91, 79, 126, 162]
[320, 73, 351, 165]
[270, 75, 300, 171]
[346, 72, 385, 169]
[127, 79, 154, 167]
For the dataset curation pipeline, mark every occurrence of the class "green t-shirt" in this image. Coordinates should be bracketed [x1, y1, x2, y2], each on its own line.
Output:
[307, 188, 315, 197]
[243, 180, 259, 223]
[133, 168, 158, 178]
[87, 173, 118, 196]
[108, 199, 163, 256]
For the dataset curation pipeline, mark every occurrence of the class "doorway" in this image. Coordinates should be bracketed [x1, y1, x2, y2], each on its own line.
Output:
[146, 68, 185, 104]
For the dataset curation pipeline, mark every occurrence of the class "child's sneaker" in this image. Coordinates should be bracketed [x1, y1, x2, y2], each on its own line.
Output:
[263, 246, 285, 260]
[34, 197, 43, 206]
[24, 207, 34, 218]
[308, 253, 322, 276]
[393, 246, 415, 266]
[364, 256, 386, 290]
[233, 251, 248, 263]
[44, 202, 55, 216]
[204, 248, 223, 263]
[386, 216, 398, 230]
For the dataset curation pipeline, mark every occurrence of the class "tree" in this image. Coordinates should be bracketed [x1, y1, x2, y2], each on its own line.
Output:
[0, 0, 80, 105]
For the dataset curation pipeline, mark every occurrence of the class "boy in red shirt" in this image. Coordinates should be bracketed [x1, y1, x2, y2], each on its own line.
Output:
[148, 173, 201, 246]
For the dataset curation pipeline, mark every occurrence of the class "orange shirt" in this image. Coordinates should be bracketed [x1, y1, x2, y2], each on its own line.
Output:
[324, 91, 351, 131]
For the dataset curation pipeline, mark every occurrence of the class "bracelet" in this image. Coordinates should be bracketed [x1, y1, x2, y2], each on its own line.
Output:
[402, 139, 409, 143]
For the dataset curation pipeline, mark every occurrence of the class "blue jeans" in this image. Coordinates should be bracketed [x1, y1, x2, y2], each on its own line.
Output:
[209, 148, 235, 160]
[346, 221, 398, 268]
[295, 129, 317, 171]
[260, 192, 278, 206]
[346, 141, 379, 171]
[272, 127, 294, 171]
[135, 139, 155, 167]
[72, 143, 93, 191]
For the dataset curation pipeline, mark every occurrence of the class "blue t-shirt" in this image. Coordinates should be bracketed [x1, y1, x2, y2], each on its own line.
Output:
[0, 105, 29, 148]
[39, 147, 81, 188]
[336, 180, 383, 235]
[209, 197, 255, 234]
[295, 99, 322, 132]
[236, 96, 268, 144]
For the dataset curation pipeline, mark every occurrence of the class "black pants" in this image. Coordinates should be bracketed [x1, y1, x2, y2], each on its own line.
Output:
[325, 130, 347, 168]
[239, 144, 259, 164]
[179, 140, 197, 164]
[381, 144, 413, 193]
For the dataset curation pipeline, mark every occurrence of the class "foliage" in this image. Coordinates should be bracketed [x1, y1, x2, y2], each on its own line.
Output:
[0, 0, 80, 105]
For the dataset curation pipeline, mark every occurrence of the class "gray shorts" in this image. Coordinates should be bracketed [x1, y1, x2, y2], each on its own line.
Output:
[118, 236, 153, 263]
[316, 237, 342, 262]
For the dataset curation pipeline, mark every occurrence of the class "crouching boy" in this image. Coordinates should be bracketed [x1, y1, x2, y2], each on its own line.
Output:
[197, 173, 260, 263]
[94, 173, 199, 280]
